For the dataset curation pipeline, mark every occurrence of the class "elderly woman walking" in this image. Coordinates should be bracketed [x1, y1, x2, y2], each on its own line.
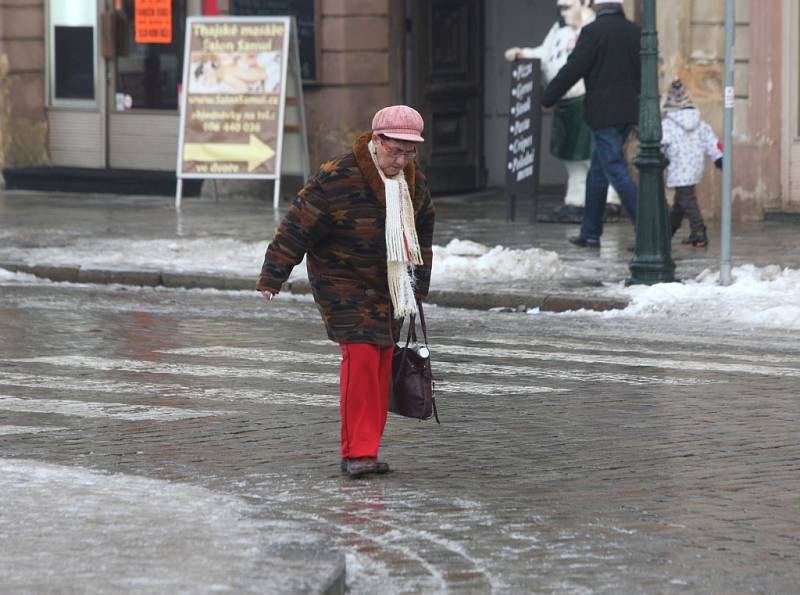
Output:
[257, 105, 435, 478]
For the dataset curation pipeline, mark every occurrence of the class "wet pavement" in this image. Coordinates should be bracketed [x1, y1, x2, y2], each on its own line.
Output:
[1, 189, 800, 302]
[1, 281, 799, 593]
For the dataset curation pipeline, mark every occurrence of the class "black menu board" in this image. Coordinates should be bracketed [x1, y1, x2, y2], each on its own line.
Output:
[505, 58, 543, 222]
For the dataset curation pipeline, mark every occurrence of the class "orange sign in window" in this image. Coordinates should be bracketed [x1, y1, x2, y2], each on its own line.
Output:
[134, 0, 172, 44]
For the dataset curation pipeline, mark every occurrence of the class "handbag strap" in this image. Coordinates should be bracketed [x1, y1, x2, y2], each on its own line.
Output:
[403, 314, 416, 347]
[416, 300, 429, 345]
[400, 301, 428, 347]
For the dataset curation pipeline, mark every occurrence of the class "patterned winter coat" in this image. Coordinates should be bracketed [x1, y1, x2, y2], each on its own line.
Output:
[256, 131, 436, 347]
[661, 108, 723, 188]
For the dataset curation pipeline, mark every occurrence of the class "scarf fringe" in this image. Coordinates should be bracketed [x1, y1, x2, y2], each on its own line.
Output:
[369, 140, 422, 318]
[388, 262, 418, 318]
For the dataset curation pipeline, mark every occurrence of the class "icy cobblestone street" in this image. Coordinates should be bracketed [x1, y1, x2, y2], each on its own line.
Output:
[0, 459, 335, 594]
[1, 281, 798, 593]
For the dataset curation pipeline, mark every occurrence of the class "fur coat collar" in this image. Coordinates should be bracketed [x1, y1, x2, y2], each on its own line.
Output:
[352, 131, 416, 206]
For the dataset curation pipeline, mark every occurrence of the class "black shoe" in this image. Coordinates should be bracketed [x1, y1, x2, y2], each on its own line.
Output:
[681, 233, 708, 248]
[568, 235, 601, 248]
[341, 458, 390, 477]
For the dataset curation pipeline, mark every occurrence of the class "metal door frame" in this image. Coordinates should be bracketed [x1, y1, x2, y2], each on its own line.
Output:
[44, 0, 108, 168]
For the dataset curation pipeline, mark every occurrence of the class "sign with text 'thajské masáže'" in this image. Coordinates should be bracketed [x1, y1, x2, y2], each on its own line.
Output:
[178, 17, 289, 178]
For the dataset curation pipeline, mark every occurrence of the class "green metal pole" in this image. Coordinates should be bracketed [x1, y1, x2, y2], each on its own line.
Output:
[628, 0, 675, 285]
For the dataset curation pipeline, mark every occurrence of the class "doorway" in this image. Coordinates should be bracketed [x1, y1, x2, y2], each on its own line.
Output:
[408, 0, 485, 194]
[106, 0, 188, 169]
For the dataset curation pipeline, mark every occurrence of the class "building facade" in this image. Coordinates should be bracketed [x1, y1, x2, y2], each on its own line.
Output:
[0, 0, 797, 218]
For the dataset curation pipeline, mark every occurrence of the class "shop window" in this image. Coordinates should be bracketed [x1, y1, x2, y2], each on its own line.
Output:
[49, 0, 96, 105]
[54, 27, 95, 99]
[114, 0, 186, 110]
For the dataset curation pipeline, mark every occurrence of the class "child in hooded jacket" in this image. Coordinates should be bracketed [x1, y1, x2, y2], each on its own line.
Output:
[661, 79, 723, 247]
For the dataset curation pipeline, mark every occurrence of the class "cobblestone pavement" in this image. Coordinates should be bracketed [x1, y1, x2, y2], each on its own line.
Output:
[1, 282, 799, 593]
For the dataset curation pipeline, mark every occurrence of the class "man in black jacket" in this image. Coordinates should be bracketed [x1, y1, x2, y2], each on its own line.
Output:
[541, 0, 641, 248]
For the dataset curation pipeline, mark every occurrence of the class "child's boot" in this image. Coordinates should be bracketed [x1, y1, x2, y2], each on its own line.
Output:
[681, 226, 708, 248]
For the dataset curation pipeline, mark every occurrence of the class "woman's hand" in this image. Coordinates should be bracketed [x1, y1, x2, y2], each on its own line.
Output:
[259, 289, 274, 301]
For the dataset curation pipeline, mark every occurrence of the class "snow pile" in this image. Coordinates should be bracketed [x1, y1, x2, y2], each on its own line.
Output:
[0, 269, 45, 283]
[432, 239, 564, 286]
[604, 264, 800, 329]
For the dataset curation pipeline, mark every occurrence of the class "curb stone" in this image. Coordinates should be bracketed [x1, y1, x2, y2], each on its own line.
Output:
[31, 265, 79, 283]
[77, 269, 162, 286]
[541, 294, 628, 312]
[426, 289, 544, 311]
[161, 271, 250, 290]
[0, 263, 630, 312]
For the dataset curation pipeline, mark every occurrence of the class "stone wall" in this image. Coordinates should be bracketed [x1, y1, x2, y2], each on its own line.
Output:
[302, 0, 399, 167]
[0, 0, 48, 170]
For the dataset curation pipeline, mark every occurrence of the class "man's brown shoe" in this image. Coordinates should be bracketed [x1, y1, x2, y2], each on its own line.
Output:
[341, 457, 390, 477]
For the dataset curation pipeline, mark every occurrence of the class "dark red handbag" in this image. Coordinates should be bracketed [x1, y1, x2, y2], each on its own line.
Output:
[390, 302, 440, 423]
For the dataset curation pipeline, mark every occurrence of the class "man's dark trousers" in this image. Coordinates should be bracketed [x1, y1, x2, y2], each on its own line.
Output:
[580, 124, 638, 242]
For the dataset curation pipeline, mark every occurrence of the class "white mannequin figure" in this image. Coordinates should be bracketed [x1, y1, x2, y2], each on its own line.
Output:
[505, 0, 621, 215]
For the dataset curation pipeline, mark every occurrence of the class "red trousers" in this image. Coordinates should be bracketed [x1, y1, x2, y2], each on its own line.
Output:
[339, 343, 393, 459]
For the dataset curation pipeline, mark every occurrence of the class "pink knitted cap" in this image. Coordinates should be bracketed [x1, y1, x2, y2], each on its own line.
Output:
[371, 105, 425, 143]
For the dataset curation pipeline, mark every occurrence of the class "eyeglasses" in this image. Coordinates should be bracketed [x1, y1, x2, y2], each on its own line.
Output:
[378, 137, 417, 160]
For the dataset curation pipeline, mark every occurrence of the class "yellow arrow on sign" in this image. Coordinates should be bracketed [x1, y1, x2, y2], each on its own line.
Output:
[184, 134, 276, 172]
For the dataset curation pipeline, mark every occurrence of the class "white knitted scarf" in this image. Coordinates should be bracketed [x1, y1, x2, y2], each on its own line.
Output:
[368, 140, 423, 318]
